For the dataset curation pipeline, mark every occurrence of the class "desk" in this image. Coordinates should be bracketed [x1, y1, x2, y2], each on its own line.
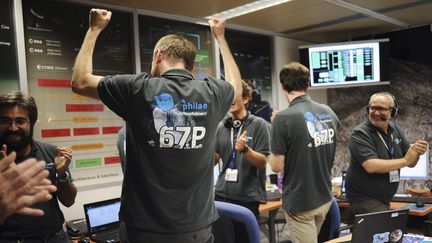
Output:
[325, 234, 432, 243]
[338, 201, 432, 216]
[72, 202, 284, 243]
[324, 234, 351, 243]
[259, 199, 282, 243]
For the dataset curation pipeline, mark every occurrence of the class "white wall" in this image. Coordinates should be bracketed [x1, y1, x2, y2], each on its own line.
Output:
[272, 36, 327, 110]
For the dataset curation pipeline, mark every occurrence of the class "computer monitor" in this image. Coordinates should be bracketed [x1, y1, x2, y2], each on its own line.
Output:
[400, 146, 430, 180]
[299, 39, 389, 89]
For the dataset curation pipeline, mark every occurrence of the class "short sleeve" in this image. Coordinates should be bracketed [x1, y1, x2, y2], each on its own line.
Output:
[270, 114, 287, 155]
[205, 77, 234, 121]
[98, 73, 150, 119]
[251, 120, 271, 154]
[215, 122, 224, 153]
[349, 129, 378, 165]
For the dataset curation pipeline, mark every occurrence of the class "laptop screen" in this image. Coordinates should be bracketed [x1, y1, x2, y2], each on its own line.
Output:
[84, 198, 121, 234]
[351, 209, 409, 243]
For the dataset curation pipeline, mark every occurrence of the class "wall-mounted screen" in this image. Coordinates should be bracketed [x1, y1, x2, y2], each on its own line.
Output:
[400, 146, 429, 180]
[138, 15, 215, 79]
[299, 39, 389, 89]
[222, 29, 272, 107]
[0, 0, 19, 91]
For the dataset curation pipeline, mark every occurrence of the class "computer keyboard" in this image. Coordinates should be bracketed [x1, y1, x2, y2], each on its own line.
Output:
[337, 196, 348, 203]
[266, 190, 282, 201]
[391, 196, 432, 204]
[91, 230, 120, 243]
[66, 218, 88, 236]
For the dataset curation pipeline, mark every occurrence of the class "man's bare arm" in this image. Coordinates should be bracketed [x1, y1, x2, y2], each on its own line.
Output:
[71, 8, 111, 99]
[208, 18, 242, 99]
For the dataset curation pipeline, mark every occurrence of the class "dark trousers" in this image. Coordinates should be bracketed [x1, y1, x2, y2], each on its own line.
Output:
[125, 224, 213, 243]
[348, 197, 390, 224]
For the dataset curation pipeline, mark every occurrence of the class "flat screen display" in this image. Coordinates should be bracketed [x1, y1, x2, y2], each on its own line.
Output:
[138, 15, 215, 80]
[400, 146, 429, 180]
[299, 39, 389, 88]
[0, 0, 19, 91]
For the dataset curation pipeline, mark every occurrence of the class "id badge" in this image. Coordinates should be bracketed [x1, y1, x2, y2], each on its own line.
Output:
[225, 168, 238, 182]
[389, 170, 399, 183]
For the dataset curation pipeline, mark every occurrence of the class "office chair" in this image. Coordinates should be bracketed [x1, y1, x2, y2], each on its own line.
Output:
[213, 201, 261, 243]
[423, 220, 432, 236]
[318, 198, 352, 242]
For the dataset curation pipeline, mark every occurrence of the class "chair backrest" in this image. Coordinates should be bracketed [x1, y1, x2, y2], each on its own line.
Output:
[213, 201, 261, 243]
[318, 199, 341, 242]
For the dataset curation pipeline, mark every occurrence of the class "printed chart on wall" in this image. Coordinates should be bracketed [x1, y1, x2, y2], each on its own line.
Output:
[138, 15, 215, 79]
[22, 0, 133, 188]
[0, 0, 19, 92]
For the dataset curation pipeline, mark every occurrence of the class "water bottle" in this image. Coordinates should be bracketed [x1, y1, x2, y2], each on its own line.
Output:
[277, 174, 283, 193]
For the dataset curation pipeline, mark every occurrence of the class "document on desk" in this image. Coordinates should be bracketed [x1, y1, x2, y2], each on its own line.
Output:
[404, 233, 432, 243]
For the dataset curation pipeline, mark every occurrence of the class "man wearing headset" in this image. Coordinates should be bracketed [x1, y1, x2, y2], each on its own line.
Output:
[346, 92, 429, 215]
[213, 80, 270, 243]
[214, 80, 270, 213]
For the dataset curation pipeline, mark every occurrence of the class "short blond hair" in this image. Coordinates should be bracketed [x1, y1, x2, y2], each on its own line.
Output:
[154, 35, 196, 71]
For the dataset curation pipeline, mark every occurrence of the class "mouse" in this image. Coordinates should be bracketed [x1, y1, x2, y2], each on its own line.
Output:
[416, 198, 425, 208]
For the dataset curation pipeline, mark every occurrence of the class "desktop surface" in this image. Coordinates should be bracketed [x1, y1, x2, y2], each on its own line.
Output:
[325, 233, 432, 243]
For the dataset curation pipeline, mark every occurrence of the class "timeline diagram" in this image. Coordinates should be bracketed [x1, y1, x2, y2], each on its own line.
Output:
[22, 0, 133, 188]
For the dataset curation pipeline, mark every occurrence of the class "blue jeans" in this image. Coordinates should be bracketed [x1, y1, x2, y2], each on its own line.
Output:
[0, 229, 69, 243]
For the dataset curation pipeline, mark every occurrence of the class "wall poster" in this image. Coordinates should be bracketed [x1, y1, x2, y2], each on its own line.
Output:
[0, 0, 19, 92]
[22, 0, 133, 188]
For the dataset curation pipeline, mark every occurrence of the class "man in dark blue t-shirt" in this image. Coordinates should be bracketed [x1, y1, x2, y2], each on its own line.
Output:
[269, 62, 339, 243]
[346, 92, 428, 215]
[0, 91, 77, 241]
[72, 8, 242, 243]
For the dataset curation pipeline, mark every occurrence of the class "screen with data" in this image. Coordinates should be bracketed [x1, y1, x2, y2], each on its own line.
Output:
[299, 39, 389, 88]
[138, 15, 215, 80]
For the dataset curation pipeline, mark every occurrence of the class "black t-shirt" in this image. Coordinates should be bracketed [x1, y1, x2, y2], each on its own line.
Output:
[0, 141, 65, 238]
[214, 114, 270, 203]
[271, 95, 339, 213]
[98, 69, 234, 233]
[346, 121, 410, 203]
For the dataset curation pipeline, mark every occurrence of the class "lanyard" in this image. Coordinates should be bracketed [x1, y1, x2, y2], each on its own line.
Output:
[377, 132, 395, 159]
[228, 125, 243, 169]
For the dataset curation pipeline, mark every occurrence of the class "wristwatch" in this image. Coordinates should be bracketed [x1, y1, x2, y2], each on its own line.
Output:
[240, 145, 249, 153]
[58, 171, 73, 184]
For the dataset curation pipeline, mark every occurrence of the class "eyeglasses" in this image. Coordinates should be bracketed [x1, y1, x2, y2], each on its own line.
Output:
[0, 118, 30, 127]
[368, 106, 392, 113]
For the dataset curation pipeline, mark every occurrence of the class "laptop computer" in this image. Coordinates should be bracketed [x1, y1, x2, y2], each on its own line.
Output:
[349, 208, 409, 243]
[84, 198, 121, 243]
